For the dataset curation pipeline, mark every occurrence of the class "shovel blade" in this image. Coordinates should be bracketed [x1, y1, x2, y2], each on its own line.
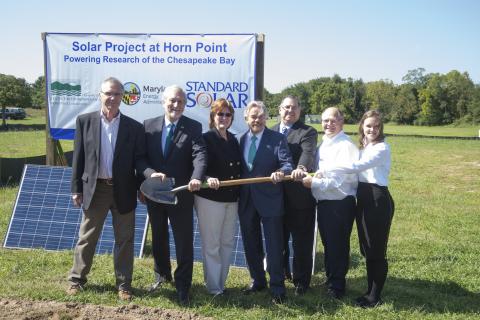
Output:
[140, 177, 178, 205]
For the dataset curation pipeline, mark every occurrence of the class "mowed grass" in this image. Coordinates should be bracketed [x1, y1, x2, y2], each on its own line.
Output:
[0, 134, 479, 319]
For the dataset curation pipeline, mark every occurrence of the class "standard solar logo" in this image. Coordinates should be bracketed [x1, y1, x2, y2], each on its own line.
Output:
[122, 82, 141, 105]
[50, 81, 81, 96]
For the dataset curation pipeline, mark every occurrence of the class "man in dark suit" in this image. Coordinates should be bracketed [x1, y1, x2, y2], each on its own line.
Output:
[271, 95, 318, 296]
[140, 85, 207, 305]
[238, 100, 293, 304]
[67, 77, 146, 301]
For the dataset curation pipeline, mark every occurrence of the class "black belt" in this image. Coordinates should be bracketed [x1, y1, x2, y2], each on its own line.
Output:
[97, 178, 114, 186]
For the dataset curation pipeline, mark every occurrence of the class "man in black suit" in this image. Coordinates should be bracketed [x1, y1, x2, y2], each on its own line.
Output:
[67, 77, 146, 301]
[140, 85, 207, 305]
[238, 100, 293, 304]
[271, 96, 318, 296]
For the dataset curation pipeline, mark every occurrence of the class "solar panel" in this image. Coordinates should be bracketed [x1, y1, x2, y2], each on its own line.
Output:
[4, 164, 148, 258]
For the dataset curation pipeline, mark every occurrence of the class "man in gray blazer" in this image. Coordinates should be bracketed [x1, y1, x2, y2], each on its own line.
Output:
[238, 101, 293, 304]
[140, 85, 207, 305]
[271, 96, 318, 296]
[67, 77, 146, 301]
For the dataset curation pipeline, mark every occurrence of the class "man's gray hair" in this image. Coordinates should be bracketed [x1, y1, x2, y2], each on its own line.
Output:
[162, 85, 186, 102]
[244, 100, 269, 118]
[102, 77, 124, 93]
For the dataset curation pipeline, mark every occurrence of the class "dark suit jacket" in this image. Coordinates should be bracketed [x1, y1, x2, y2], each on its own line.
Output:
[238, 128, 293, 217]
[271, 121, 318, 210]
[141, 115, 207, 206]
[71, 111, 146, 214]
[196, 128, 242, 203]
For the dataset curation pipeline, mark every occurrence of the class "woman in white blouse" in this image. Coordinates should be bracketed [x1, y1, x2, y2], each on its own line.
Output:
[322, 110, 394, 308]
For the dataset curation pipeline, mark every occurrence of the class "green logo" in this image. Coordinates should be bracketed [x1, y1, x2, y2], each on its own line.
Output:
[51, 81, 81, 96]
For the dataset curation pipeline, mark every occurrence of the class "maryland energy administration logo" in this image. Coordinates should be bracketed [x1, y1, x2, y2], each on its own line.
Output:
[50, 81, 81, 96]
[122, 82, 141, 105]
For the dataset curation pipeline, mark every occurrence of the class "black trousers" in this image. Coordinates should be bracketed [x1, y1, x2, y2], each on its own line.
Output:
[282, 206, 316, 288]
[317, 196, 356, 292]
[356, 182, 394, 300]
[146, 194, 194, 292]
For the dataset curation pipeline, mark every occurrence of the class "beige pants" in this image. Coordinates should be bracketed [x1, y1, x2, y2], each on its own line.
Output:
[68, 183, 135, 290]
[194, 195, 238, 294]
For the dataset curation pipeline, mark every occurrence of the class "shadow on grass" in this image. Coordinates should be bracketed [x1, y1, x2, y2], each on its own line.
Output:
[383, 276, 480, 314]
[0, 123, 46, 131]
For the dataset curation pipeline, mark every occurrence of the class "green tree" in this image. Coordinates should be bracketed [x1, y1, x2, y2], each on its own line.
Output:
[0, 74, 32, 129]
[31, 76, 46, 109]
[364, 80, 397, 121]
[392, 84, 420, 124]
[418, 71, 475, 125]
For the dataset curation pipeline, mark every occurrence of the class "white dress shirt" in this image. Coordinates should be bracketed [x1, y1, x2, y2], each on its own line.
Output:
[311, 131, 359, 201]
[243, 129, 264, 165]
[98, 111, 120, 179]
[322, 141, 391, 187]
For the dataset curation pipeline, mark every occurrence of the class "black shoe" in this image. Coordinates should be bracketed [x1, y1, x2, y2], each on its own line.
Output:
[243, 284, 266, 295]
[294, 285, 307, 296]
[271, 293, 286, 304]
[148, 275, 171, 292]
[326, 288, 344, 300]
[177, 290, 190, 306]
[355, 296, 382, 308]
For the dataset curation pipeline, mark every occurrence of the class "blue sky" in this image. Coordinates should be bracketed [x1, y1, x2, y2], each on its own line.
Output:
[1, 0, 478, 93]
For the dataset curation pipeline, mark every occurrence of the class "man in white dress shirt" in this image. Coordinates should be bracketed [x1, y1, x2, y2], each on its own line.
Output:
[303, 107, 359, 299]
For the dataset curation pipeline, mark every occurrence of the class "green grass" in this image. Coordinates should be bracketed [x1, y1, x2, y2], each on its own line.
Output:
[1, 135, 479, 319]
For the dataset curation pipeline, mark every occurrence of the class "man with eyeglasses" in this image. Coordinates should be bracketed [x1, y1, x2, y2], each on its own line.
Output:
[302, 107, 359, 300]
[139, 85, 207, 305]
[271, 96, 318, 296]
[68, 77, 146, 301]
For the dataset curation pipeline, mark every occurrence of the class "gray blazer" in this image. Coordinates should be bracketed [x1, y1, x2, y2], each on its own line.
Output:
[71, 111, 146, 213]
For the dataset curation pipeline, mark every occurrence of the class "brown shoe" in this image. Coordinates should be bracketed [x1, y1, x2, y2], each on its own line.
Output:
[66, 283, 83, 296]
[118, 289, 133, 301]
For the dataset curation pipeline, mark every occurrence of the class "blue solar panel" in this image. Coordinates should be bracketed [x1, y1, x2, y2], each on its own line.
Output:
[4, 164, 148, 258]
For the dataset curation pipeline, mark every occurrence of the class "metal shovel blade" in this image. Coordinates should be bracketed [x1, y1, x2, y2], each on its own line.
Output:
[140, 177, 180, 205]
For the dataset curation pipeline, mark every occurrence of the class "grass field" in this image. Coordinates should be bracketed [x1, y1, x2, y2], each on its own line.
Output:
[1, 123, 479, 319]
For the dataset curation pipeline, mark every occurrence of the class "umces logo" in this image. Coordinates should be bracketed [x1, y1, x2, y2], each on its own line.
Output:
[122, 82, 141, 105]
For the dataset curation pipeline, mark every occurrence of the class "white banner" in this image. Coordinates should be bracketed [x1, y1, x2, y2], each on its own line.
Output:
[45, 33, 257, 140]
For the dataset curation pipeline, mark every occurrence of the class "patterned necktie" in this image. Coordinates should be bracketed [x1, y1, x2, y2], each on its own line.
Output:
[281, 126, 289, 136]
[247, 135, 257, 171]
[164, 123, 175, 156]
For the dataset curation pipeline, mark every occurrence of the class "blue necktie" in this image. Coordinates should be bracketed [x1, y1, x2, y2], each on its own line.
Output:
[247, 135, 257, 171]
[281, 126, 289, 136]
[164, 123, 175, 156]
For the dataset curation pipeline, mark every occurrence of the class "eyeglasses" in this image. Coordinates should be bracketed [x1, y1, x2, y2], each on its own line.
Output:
[217, 112, 232, 118]
[101, 91, 123, 98]
[281, 105, 299, 111]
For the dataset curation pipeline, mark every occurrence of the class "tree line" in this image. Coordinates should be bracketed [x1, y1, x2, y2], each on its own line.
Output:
[2, 68, 479, 128]
[264, 68, 480, 125]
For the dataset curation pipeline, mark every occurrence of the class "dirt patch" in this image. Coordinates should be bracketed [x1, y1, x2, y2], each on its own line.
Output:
[0, 298, 212, 320]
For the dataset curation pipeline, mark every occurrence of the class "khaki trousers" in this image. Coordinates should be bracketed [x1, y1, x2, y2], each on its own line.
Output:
[194, 195, 238, 294]
[68, 182, 135, 290]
